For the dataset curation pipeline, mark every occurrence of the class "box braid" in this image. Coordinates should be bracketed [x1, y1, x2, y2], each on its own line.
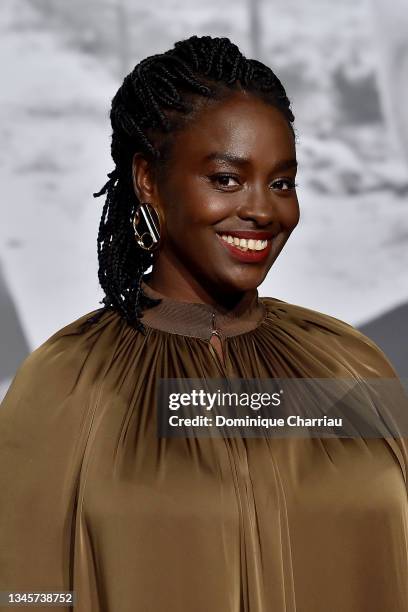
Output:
[82, 35, 295, 335]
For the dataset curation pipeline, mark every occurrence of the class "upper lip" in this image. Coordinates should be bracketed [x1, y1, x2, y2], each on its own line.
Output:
[216, 230, 275, 240]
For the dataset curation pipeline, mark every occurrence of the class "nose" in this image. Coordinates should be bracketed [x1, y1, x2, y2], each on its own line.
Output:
[236, 189, 279, 227]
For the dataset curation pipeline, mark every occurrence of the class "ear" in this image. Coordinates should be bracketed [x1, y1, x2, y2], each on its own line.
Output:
[132, 153, 156, 202]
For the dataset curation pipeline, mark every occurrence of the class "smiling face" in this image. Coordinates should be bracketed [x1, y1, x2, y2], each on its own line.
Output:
[133, 89, 300, 302]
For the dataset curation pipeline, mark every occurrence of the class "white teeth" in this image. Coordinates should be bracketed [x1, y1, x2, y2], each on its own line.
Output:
[219, 234, 268, 251]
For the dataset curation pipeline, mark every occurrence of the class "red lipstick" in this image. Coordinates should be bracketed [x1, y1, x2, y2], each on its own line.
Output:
[216, 232, 272, 263]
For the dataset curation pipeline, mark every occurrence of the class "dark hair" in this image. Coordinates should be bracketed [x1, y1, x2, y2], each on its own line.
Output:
[83, 35, 295, 334]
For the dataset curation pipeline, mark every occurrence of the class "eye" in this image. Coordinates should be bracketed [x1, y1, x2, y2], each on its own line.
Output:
[272, 178, 298, 191]
[208, 173, 240, 189]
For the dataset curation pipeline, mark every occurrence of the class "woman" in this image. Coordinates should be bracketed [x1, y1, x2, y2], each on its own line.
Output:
[0, 35, 407, 612]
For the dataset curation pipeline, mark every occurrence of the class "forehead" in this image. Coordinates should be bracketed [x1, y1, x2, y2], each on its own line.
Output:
[167, 91, 295, 167]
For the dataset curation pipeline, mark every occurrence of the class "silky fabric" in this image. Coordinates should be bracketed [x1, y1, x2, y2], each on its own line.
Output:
[0, 279, 408, 612]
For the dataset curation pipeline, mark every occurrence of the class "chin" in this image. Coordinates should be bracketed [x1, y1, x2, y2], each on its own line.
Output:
[218, 270, 266, 293]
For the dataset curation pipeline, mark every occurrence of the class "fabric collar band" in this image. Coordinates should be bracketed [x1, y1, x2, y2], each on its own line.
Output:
[139, 276, 267, 340]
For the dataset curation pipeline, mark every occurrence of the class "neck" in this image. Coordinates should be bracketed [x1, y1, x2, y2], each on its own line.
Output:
[145, 266, 253, 314]
[139, 273, 266, 340]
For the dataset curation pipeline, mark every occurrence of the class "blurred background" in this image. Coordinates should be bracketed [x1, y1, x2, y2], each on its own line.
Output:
[1, 0, 407, 399]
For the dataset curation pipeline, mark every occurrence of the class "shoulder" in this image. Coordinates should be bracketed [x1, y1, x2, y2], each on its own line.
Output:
[2, 307, 127, 407]
[260, 296, 398, 378]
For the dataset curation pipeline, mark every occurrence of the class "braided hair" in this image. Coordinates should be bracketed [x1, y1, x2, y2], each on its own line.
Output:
[83, 35, 295, 335]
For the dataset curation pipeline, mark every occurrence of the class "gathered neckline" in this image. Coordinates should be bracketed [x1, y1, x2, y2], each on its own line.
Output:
[139, 276, 268, 340]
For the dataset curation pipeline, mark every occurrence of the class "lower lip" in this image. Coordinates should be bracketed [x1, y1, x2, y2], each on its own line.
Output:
[216, 234, 272, 263]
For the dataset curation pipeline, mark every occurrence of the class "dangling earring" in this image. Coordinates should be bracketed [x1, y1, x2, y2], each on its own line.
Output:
[132, 202, 163, 251]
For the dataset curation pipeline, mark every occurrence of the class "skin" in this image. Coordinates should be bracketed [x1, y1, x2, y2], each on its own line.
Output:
[132, 89, 300, 311]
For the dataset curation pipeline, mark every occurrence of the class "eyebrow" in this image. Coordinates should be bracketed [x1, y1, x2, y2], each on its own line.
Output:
[203, 152, 298, 172]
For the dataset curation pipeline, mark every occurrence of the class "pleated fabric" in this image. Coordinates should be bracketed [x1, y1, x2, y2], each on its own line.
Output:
[0, 295, 407, 612]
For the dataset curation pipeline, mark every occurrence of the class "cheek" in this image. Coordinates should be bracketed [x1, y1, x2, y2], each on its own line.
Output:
[164, 183, 230, 231]
[278, 197, 300, 230]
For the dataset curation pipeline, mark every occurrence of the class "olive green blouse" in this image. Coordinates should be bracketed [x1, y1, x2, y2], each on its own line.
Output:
[0, 279, 407, 612]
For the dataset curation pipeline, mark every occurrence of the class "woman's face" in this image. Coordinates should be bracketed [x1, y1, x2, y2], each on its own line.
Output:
[135, 90, 299, 298]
